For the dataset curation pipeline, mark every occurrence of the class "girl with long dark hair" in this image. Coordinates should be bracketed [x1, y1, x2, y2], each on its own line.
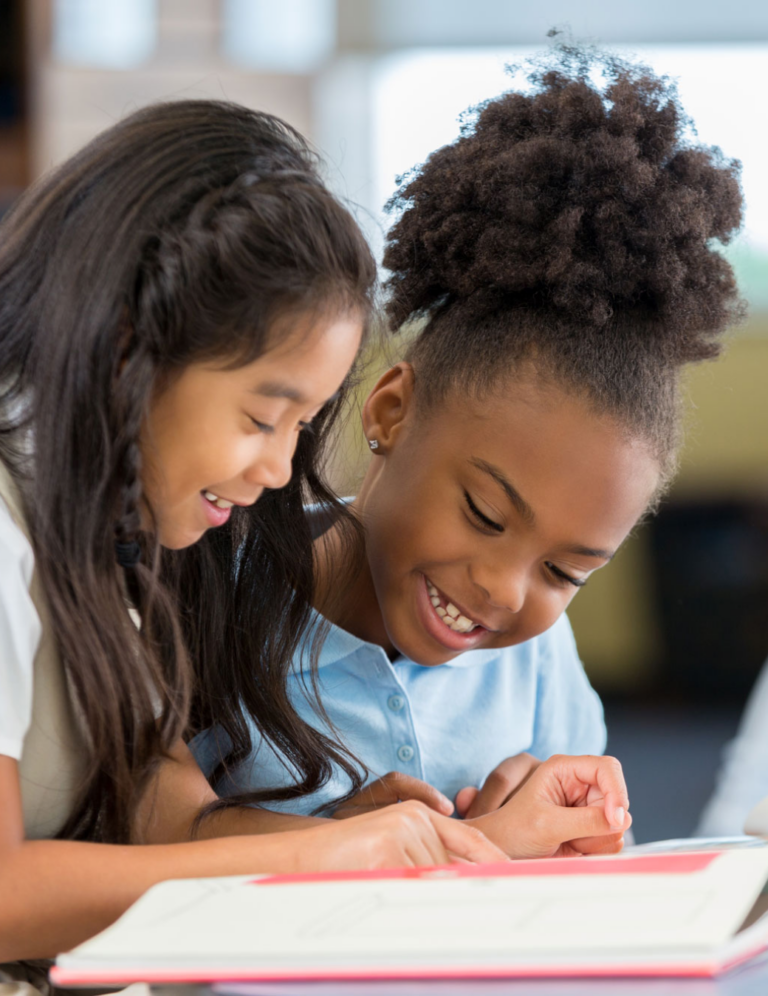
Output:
[0, 99, 510, 971]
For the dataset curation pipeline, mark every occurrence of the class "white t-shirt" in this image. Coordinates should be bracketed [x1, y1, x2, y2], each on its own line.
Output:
[0, 493, 40, 760]
[0, 461, 94, 838]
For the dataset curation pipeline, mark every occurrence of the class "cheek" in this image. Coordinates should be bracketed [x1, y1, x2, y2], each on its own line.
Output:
[160, 433, 259, 504]
[367, 481, 465, 577]
[518, 585, 576, 642]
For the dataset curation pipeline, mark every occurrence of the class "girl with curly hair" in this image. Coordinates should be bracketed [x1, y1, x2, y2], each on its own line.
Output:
[200, 47, 743, 856]
[0, 99, 520, 973]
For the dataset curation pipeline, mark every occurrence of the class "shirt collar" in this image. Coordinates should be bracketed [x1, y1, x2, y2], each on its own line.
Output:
[294, 607, 386, 672]
[294, 607, 502, 673]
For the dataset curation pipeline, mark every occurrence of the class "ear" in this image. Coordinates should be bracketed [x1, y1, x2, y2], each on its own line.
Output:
[362, 362, 415, 454]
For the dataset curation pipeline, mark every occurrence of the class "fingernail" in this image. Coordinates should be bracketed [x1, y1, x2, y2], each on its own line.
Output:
[612, 806, 626, 829]
[441, 797, 455, 815]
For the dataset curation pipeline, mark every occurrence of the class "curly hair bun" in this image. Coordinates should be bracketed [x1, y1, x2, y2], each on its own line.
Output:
[384, 46, 744, 365]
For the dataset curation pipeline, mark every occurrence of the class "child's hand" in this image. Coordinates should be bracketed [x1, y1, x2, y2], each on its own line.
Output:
[299, 800, 508, 869]
[332, 771, 454, 819]
[466, 754, 631, 859]
[455, 752, 542, 818]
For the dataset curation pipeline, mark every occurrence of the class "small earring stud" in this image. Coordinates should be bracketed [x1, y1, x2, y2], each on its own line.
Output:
[368, 438, 379, 451]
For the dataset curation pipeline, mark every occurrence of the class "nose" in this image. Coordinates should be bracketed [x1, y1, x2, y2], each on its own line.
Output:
[471, 559, 528, 616]
[243, 433, 296, 491]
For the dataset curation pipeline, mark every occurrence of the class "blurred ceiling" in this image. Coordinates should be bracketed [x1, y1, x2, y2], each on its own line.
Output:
[337, 0, 768, 48]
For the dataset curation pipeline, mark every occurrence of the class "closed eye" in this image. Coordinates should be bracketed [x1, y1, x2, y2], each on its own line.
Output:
[249, 417, 275, 434]
[464, 490, 503, 533]
[546, 562, 587, 588]
[249, 417, 277, 434]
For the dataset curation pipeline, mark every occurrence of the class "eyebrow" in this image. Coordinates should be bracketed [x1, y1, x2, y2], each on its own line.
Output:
[470, 458, 536, 526]
[562, 543, 615, 562]
[469, 457, 615, 561]
[248, 384, 342, 409]
[249, 381, 307, 404]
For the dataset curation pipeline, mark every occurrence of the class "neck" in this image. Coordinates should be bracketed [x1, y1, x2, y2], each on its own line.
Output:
[313, 500, 395, 654]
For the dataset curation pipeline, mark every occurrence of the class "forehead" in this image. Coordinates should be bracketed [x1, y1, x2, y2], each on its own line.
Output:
[214, 312, 363, 401]
[258, 311, 361, 372]
[422, 381, 660, 545]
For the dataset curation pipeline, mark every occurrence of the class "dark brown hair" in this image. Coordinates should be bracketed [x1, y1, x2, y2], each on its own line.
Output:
[0, 100, 375, 842]
[384, 45, 745, 477]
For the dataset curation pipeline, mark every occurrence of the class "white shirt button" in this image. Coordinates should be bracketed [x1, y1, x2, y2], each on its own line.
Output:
[388, 695, 405, 712]
[397, 744, 415, 763]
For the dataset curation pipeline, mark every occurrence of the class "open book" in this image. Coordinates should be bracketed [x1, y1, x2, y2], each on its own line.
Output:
[52, 849, 768, 985]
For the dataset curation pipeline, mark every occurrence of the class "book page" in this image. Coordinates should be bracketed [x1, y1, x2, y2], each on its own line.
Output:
[59, 851, 768, 971]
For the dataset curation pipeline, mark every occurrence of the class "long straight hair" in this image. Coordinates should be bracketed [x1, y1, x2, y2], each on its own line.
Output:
[0, 100, 375, 843]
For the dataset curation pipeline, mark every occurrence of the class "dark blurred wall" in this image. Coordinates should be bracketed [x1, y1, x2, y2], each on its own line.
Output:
[568, 326, 768, 702]
[0, 0, 28, 212]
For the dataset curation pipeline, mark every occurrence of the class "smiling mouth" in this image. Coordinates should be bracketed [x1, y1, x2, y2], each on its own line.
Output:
[425, 577, 484, 635]
[202, 490, 235, 510]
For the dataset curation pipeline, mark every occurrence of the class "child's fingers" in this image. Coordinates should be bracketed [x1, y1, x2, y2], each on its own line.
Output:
[546, 803, 629, 845]
[455, 786, 479, 817]
[546, 754, 630, 830]
[335, 772, 453, 818]
[370, 802, 508, 866]
[383, 772, 454, 814]
[463, 753, 541, 820]
[426, 810, 511, 865]
[566, 831, 626, 856]
[589, 756, 630, 831]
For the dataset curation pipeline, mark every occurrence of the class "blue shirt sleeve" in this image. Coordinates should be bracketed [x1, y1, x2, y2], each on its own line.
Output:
[528, 613, 607, 760]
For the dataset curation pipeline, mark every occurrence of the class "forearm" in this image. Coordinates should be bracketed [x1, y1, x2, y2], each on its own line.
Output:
[0, 832, 304, 961]
[134, 740, 327, 844]
[193, 804, 329, 838]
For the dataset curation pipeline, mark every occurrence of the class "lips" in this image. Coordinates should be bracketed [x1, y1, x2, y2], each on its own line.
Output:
[425, 576, 499, 634]
[426, 578, 480, 634]
[200, 491, 233, 528]
[415, 574, 489, 653]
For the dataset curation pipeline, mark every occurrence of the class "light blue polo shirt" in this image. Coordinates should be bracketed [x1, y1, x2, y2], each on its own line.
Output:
[192, 609, 606, 815]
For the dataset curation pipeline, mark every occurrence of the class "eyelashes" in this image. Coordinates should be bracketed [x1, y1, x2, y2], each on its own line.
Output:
[248, 417, 315, 434]
[464, 490, 503, 532]
[464, 490, 587, 588]
[545, 562, 587, 588]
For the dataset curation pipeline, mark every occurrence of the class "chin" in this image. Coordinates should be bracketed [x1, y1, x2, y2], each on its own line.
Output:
[410, 648, 454, 667]
[390, 628, 448, 668]
[157, 524, 206, 550]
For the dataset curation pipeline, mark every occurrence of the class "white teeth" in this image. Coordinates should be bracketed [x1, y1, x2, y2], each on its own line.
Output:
[203, 491, 234, 510]
[426, 578, 478, 635]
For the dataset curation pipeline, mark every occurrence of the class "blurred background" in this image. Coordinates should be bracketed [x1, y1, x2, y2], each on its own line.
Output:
[2, 0, 767, 841]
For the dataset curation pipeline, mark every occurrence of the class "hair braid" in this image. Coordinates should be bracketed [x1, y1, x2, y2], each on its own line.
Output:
[0, 99, 376, 841]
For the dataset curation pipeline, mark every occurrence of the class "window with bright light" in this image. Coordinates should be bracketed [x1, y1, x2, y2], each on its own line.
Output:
[222, 0, 336, 73]
[53, 0, 157, 69]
